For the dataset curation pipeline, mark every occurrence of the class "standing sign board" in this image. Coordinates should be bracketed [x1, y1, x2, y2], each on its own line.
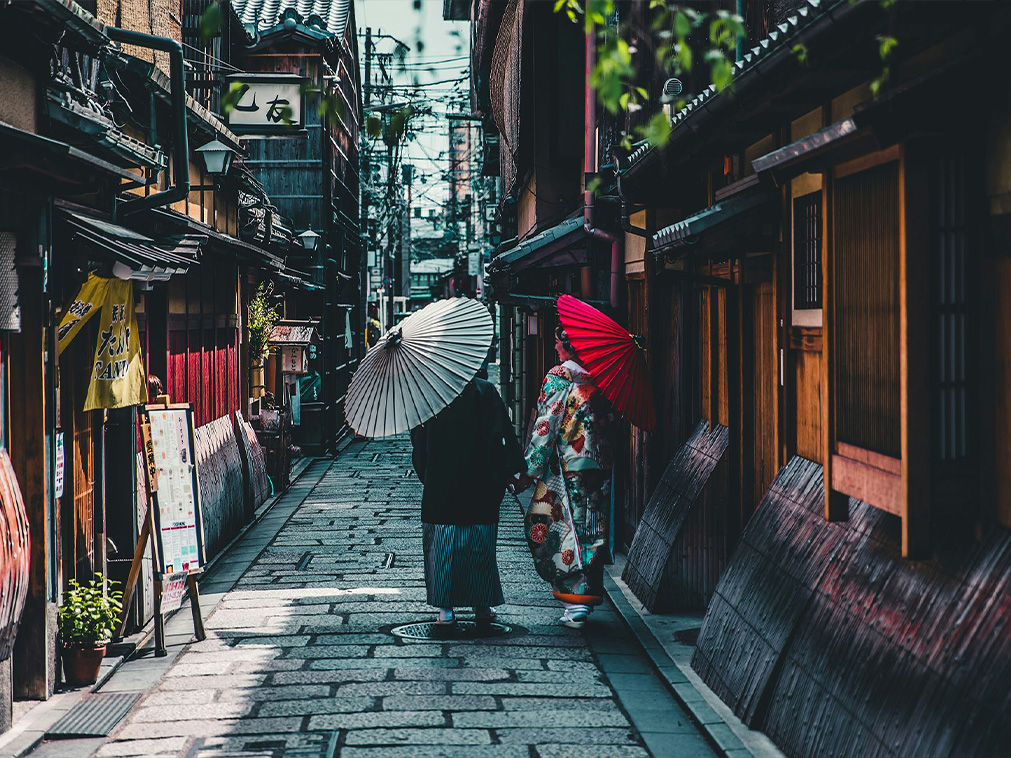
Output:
[127, 402, 206, 654]
[146, 406, 205, 573]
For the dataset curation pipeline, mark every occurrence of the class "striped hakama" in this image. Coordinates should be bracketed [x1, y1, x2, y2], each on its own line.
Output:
[422, 523, 504, 608]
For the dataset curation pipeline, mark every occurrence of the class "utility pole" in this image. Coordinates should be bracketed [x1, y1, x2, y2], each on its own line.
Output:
[362, 27, 373, 332]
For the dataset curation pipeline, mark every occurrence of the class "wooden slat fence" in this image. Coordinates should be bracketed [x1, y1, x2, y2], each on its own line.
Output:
[622, 421, 729, 611]
[693, 455, 1011, 756]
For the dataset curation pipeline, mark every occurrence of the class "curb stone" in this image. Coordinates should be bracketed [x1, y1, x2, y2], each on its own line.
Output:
[602, 570, 757, 758]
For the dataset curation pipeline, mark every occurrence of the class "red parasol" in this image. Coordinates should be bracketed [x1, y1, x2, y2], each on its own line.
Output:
[557, 294, 656, 431]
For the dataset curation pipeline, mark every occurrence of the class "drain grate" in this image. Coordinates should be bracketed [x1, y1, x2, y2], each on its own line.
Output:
[390, 620, 513, 641]
[47, 693, 141, 738]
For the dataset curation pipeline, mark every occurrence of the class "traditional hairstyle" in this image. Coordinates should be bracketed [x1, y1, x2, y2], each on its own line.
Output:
[555, 325, 577, 357]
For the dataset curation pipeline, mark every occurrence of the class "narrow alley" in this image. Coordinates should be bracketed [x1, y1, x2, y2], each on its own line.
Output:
[68, 439, 716, 758]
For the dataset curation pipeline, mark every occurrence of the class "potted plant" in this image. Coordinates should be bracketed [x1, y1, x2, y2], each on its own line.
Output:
[58, 574, 123, 686]
[248, 282, 279, 399]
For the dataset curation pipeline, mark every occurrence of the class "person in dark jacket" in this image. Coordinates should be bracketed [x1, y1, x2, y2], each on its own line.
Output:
[410, 376, 525, 627]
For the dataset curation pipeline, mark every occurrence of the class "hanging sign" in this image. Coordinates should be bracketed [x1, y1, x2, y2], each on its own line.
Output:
[143, 405, 204, 575]
[57, 273, 108, 353]
[280, 344, 307, 374]
[468, 251, 481, 276]
[84, 278, 146, 410]
[57, 275, 148, 410]
[225, 75, 306, 133]
[54, 432, 65, 499]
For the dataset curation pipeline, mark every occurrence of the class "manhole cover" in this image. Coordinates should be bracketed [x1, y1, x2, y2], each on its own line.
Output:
[390, 620, 514, 641]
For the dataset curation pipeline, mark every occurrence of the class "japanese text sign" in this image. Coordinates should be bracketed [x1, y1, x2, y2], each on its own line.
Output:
[225, 76, 305, 132]
[57, 274, 148, 411]
[145, 406, 203, 575]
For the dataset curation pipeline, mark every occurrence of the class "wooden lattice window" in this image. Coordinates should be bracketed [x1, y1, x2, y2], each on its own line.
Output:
[793, 192, 822, 310]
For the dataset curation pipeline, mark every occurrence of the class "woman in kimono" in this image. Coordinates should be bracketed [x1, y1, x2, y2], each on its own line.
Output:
[516, 327, 613, 629]
[411, 374, 525, 628]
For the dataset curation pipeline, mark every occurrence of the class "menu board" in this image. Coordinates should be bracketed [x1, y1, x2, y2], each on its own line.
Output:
[145, 406, 204, 575]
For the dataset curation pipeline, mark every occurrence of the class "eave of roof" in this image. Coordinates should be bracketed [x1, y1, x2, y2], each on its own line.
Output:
[619, 0, 863, 187]
[488, 217, 585, 272]
[651, 189, 774, 252]
[59, 208, 203, 280]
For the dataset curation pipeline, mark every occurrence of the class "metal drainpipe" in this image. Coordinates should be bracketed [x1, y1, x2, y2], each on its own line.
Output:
[106, 27, 189, 215]
[583, 25, 621, 310]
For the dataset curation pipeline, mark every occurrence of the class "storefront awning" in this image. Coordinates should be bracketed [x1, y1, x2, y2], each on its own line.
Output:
[487, 217, 587, 274]
[651, 190, 774, 254]
[0, 122, 141, 187]
[59, 209, 202, 282]
[142, 207, 286, 270]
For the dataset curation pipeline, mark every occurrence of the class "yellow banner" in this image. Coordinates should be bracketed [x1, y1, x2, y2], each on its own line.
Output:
[84, 278, 147, 411]
[57, 273, 108, 355]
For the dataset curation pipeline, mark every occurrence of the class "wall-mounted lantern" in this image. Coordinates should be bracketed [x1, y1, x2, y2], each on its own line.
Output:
[196, 139, 236, 176]
[297, 228, 321, 253]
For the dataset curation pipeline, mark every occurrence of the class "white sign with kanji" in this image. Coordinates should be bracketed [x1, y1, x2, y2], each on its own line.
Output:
[226, 76, 304, 132]
[280, 345, 307, 374]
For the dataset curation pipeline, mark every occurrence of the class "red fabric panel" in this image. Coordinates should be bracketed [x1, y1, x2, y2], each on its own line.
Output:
[169, 329, 187, 404]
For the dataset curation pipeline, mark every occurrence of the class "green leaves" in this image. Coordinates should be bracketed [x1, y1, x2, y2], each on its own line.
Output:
[366, 115, 383, 139]
[791, 43, 809, 67]
[641, 111, 672, 147]
[58, 574, 124, 645]
[711, 56, 734, 92]
[877, 34, 898, 61]
[384, 105, 416, 146]
[198, 2, 223, 44]
[249, 283, 279, 363]
[220, 82, 246, 116]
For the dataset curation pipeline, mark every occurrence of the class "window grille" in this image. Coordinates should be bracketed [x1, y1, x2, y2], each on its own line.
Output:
[934, 153, 970, 462]
[793, 192, 822, 310]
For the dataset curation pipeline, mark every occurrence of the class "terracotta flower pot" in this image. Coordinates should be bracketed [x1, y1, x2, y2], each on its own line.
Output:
[61, 642, 106, 686]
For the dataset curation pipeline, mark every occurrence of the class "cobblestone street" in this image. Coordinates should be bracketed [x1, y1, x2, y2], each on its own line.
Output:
[86, 438, 716, 758]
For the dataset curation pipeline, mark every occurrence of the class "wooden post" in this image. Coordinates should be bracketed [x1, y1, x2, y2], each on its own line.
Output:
[900, 143, 931, 557]
[822, 172, 848, 521]
[186, 574, 206, 641]
[153, 578, 166, 657]
[10, 264, 55, 699]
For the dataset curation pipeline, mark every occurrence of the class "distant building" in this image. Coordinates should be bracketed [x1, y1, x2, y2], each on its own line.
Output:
[409, 258, 456, 308]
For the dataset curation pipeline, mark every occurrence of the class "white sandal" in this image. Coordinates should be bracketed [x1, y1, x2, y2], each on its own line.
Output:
[559, 605, 589, 629]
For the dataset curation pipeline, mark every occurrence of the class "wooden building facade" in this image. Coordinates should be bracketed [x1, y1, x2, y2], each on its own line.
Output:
[613, 0, 1011, 753]
[231, 0, 364, 454]
[0, 0, 314, 735]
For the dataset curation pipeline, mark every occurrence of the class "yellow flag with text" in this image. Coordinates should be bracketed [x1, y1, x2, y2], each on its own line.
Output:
[83, 278, 147, 411]
[57, 273, 108, 355]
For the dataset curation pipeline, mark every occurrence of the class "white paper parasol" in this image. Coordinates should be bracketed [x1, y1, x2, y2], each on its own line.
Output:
[344, 297, 494, 438]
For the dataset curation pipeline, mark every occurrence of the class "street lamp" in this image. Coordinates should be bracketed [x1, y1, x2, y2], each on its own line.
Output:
[196, 139, 236, 176]
[297, 228, 321, 253]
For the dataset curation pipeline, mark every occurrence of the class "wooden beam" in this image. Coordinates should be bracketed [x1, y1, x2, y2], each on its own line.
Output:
[10, 266, 55, 699]
[831, 454, 902, 516]
[822, 172, 848, 520]
[900, 142, 931, 557]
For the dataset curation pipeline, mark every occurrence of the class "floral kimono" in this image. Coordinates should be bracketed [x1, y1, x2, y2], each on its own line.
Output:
[524, 360, 612, 606]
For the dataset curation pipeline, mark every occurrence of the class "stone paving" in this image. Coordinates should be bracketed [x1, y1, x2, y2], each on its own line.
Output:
[90, 437, 716, 757]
